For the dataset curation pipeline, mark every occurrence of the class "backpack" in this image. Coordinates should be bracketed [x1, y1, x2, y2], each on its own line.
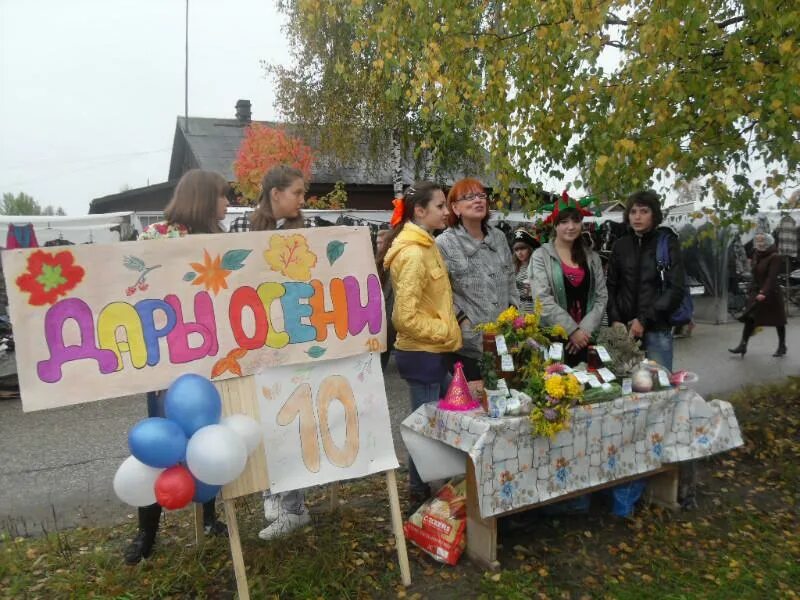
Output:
[655, 231, 693, 326]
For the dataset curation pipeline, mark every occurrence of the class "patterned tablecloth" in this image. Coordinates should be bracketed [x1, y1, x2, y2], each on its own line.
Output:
[401, 388, 743, 519]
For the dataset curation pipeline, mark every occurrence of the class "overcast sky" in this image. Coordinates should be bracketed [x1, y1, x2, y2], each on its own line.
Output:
[0, 0, 289, 215]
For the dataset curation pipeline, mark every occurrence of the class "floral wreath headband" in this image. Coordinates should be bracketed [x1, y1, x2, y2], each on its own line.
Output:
[541, 190, 598, 226]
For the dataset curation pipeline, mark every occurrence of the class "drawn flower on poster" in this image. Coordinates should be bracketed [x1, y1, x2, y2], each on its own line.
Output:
[263, 234, 317, 280]
[183, 249, 251, 295]
[210, 347, 248, 378]
[16, 250, 85, 306]
[122, 255, 161, 296]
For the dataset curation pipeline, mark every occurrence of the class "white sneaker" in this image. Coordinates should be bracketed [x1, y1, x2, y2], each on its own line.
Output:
[263, 494, 282, 522]
[258, 508, 311, 541]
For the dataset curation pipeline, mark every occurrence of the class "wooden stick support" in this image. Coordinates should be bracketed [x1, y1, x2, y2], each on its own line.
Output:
[223, 499, 250, 600]
[193, 503, 204, 545]
[385, 469, 411, 586]
[329, 481, 340, 512]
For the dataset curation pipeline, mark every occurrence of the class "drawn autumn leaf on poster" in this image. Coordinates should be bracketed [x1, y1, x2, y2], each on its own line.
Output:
[211, 347, 249, 378]
[326, 240, 346, 265]
[16, 250, 85, 306]
[263, 234, 317, 280]
[184, 250, 232, 295]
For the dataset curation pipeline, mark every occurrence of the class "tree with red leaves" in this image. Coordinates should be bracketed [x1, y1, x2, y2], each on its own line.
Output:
[232, 124, 314, 204]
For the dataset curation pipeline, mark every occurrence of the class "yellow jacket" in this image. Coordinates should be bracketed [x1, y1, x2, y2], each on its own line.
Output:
[384, 222, 462, 353]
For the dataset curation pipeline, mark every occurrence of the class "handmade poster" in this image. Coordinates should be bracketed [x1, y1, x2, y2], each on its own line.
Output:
[257, 352, 398, 493]
[2, 227, 386, 411]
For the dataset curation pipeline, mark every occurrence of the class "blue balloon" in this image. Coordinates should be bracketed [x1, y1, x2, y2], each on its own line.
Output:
[192, 477, 221, 503]
[128, 417, 187, 468]
[165, 374, 222, 437]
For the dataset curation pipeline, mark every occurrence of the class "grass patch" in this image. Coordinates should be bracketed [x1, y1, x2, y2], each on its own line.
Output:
[2, 378, 799, 599]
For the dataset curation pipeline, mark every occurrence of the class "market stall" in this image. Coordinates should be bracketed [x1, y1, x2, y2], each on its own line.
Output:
[401, 387, 743, 567]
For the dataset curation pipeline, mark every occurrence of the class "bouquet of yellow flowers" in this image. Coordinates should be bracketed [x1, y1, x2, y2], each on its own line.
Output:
[476, 302, 584, 438]
[529, 364, 584, 438]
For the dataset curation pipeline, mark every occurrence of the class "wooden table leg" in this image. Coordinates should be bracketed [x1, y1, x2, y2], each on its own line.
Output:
[465, 456, 499, 570]
[645, 465, 680, 510]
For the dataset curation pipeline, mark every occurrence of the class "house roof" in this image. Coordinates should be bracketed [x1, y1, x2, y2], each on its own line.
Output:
[167, 116, 494, 186]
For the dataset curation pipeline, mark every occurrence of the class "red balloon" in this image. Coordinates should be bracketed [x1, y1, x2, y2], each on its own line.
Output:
[154, 465, 195, 510]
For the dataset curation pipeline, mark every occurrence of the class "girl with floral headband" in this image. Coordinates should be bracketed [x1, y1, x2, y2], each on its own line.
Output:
[529, 194, 607, 366]
[378, 181, 462, 509]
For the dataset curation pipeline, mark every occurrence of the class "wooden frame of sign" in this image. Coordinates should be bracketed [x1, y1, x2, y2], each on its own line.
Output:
[208, 375, 410, 598]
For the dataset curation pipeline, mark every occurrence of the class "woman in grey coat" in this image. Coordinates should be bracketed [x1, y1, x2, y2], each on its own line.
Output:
[528, 206, 607, 366]
[436, 178, 519, 380]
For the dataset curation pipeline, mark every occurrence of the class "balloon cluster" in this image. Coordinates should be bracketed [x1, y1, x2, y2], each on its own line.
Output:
[113, 374, 261, 510]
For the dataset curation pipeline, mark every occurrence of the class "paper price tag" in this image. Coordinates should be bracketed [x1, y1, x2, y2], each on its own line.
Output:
[622, 378, 633, 395]
[561, 364, 574, 373]
[548, 343, 564, 362]
[586, 374, 603, 388]
[597, 367, 616, 382]
[594, 345, 612, 363]
[501, 353, 515, 372]
[573, 371, 591, 384]
[495, 334, 509, 355]
[657, 369, 671, 388]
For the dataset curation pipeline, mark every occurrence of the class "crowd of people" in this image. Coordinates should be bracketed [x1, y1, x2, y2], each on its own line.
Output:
[124, 166, 789, 563]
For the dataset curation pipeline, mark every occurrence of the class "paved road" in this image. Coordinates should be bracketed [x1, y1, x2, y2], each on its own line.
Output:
[1, 317, 797, 534]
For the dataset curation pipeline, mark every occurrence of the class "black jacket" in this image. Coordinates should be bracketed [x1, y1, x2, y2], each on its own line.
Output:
[606, 226, 686, 331]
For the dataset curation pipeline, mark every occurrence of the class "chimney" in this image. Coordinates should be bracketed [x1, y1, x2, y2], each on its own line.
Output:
[235, 99, 252, 123]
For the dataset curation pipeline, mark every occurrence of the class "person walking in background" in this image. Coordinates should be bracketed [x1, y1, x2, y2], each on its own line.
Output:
[729, 232, 787, 357]
[436, 178, 518, 380]
[231, 164, 314, 540]
[512, 229, 539, 314]
[379, 182, 462, 510]
[125, 169, 230, 565]
[529, 203, 607, 367]
[606, 190, 685, 371]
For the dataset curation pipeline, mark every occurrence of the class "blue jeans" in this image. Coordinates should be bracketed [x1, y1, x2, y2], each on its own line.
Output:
[405, 375, 451, 496]
[643, 329, 674, 371]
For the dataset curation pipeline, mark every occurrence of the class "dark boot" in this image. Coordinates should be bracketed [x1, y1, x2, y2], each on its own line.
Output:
[202, 499, 228, 537]
[729, 321, 754, 356]
[773, 326, 787, 357]
[124, 504, 161, 565]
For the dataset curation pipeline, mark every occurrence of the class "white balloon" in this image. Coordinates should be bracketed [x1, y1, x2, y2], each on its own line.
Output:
[113, 455, 164, 507]
[222, 414, 263, 455]
[186, 424, 248, 485]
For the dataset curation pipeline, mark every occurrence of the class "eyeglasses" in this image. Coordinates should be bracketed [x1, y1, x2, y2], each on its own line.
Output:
[457, 192, 487, 202]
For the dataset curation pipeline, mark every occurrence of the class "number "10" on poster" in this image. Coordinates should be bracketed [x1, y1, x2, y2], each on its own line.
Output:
[277, 375, 360, 473]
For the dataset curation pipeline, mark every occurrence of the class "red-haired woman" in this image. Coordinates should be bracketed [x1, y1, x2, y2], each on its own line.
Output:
[436, 178, 519, 380]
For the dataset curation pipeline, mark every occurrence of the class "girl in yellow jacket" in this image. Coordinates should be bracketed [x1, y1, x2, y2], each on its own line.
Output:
[378, 181, 462, 507]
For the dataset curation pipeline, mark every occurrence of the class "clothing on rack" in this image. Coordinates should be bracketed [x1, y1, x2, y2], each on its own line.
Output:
[776, 215, 798, 258]
[6, 224, 38, 249]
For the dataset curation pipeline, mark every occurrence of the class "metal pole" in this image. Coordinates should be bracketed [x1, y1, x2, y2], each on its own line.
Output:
[184, 0, 189, 132]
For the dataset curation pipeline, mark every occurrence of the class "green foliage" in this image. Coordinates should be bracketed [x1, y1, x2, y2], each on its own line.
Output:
[307, 180, 348, 209]
[0, 192, 65, 216]
[273, 0, 800, 218]
[479, 352, 499, 390]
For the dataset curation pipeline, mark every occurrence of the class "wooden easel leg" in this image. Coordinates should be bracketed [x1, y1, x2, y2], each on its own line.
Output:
[465, 457, 499, 570]
[329, 481, 340, 512]
[223, 499, 251, 600]
[194, 503, 204, 545]
[646, 465, 680, 510]
[385, 470, 411, 586]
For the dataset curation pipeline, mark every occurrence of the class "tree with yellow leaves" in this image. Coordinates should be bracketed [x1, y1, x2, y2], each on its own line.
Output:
[271, 0, 799, 220]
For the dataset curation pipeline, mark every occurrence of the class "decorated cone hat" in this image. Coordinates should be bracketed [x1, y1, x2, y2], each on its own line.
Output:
[438, 362, 481, 411]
